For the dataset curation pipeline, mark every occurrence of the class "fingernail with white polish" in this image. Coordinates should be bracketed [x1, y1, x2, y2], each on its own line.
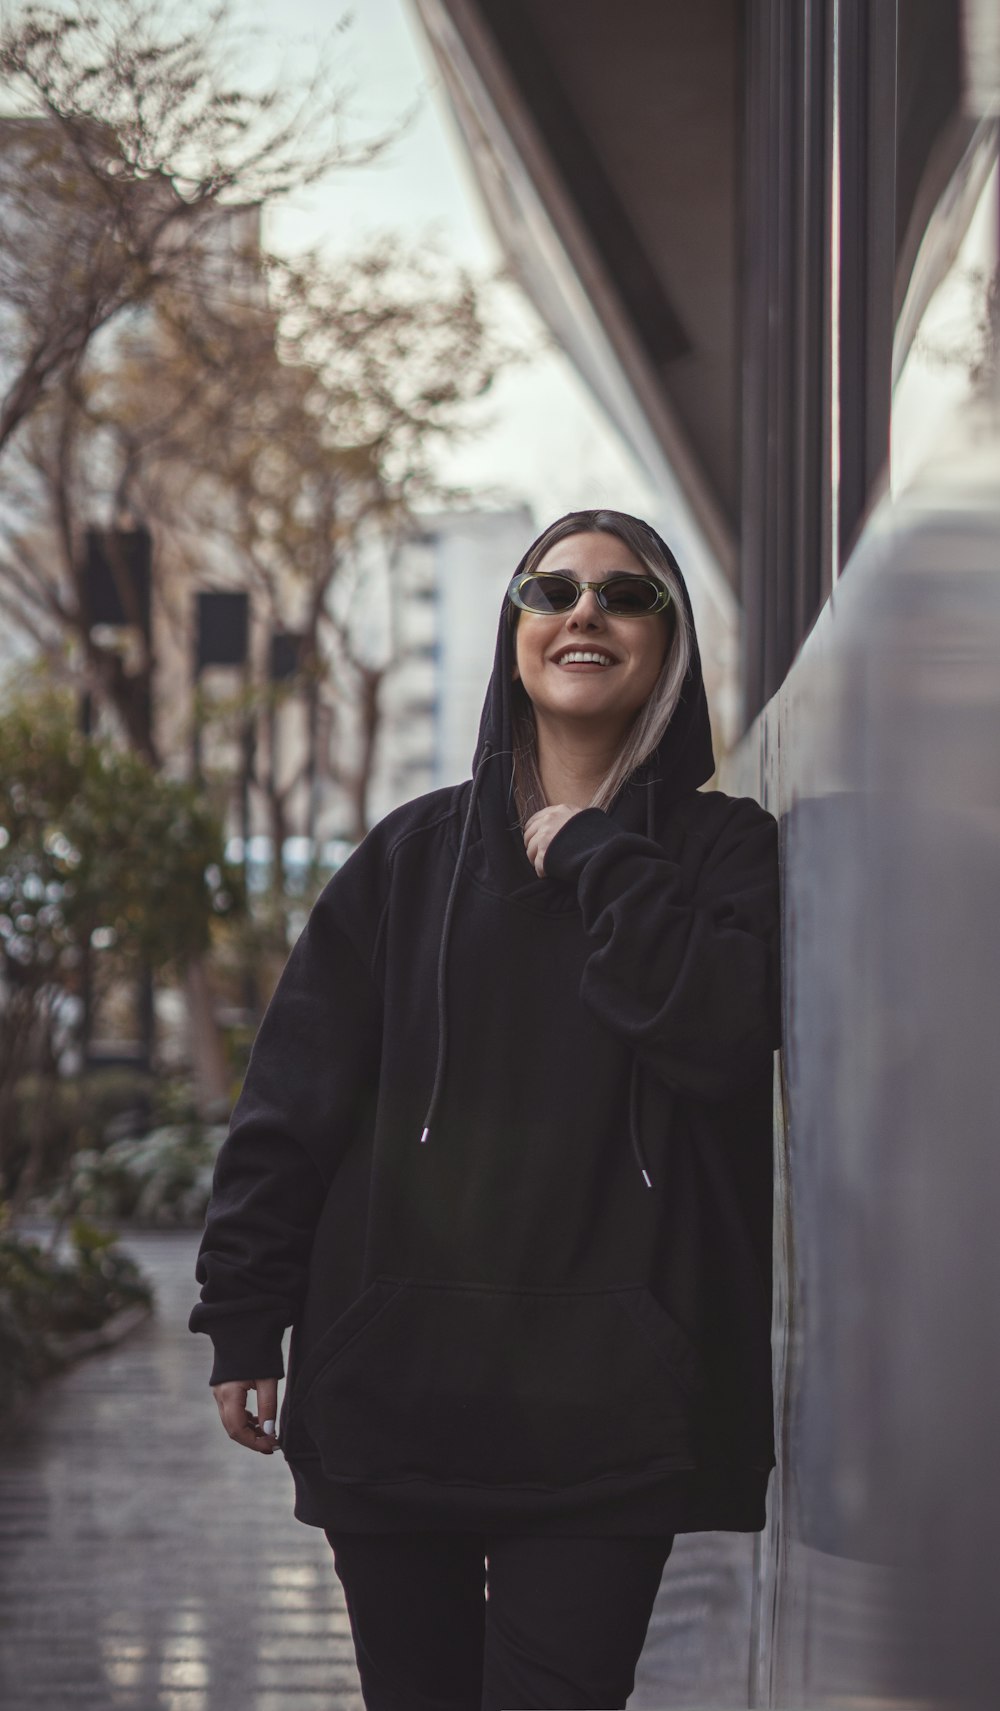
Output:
[262, 1419, 275, 1436]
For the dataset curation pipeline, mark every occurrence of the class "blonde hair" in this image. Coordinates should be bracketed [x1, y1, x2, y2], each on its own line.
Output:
[510, 510, 692, 825]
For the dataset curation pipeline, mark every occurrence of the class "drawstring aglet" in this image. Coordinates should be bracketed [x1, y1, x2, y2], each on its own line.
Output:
[641, 1168, 653, 1189]
[420, 1127, 430, 1145]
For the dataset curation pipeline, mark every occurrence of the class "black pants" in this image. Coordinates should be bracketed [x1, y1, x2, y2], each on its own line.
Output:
[325, 1529, 673, 1711]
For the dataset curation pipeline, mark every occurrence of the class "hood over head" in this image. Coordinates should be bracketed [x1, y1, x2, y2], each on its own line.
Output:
[468, 512, 716, 896]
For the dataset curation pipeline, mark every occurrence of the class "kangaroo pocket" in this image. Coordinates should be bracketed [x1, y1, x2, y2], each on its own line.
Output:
[299, 1278, 704, 1489]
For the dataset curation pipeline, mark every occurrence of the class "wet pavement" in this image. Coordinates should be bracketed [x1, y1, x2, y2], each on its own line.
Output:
[0, 1227, 755, 1710]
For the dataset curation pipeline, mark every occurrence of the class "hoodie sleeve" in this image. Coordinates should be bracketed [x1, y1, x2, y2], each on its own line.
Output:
[188, 857, 385, 1385]
[543, 797, 780, 1100]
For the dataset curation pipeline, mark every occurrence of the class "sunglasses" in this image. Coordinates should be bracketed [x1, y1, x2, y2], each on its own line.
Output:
[507, 570, 671, 618]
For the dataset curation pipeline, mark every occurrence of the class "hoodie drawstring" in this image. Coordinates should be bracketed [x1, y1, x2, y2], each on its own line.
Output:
[422, 741, 655, 1192]
[627, 773, 656, 1188]
[629, 1065, 652, 1189]
[420, 743, 495, 1146]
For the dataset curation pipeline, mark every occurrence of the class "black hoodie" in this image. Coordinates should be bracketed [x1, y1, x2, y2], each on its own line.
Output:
[189, 522, 781, 1536]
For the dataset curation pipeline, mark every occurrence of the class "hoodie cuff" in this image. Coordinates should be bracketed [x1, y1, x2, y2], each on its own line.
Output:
[543, 808, 620, 885]
[193, 1314, 287, 1388]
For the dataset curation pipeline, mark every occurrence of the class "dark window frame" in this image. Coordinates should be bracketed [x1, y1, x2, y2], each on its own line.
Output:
[836, 0, 898, 568]
[740, 0, 835, 718]
[740, 0, 900, 719]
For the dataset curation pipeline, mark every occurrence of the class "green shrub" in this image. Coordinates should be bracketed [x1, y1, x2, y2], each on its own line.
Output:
[0, 1209, 154, 1417]
[7, 1068, 156, 1199]
[48, 1121, 227, 1228]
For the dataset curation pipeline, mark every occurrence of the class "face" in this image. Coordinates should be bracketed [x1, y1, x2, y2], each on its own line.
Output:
[513, 531, 670, 740]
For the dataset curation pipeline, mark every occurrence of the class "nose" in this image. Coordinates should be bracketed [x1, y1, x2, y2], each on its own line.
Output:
[567, 587, 605, 628]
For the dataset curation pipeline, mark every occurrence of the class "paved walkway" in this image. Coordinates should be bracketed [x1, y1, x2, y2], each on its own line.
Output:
[0, 1227, 755, 1710]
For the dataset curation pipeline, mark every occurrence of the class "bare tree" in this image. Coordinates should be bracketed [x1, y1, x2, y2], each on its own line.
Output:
[77, 241, 515, 841]
[0, 0, 392, 457]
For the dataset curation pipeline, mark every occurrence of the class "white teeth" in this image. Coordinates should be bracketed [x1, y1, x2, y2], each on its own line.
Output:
[556, 651, 614, 666]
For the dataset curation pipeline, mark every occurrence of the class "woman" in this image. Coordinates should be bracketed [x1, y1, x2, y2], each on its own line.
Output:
[190, 509, 781, 1711]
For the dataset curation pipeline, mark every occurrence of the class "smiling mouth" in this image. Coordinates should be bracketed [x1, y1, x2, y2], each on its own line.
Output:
[551, 649, 617, 668]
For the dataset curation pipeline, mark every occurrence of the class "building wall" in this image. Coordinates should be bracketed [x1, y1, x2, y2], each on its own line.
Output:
[720, 144, 1000, 1687]
[720, 455, 1000, 1705]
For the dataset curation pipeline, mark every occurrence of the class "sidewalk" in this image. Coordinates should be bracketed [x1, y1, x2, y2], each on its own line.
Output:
[0, 1228, 364, 1711]
[0, 1227, 755, 1710]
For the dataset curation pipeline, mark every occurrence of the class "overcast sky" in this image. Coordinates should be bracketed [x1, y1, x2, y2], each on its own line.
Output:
[227, 0, 660, 531]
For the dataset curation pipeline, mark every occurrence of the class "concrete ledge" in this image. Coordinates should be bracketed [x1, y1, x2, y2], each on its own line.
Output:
[47, 1299, 154, 1363]
[4, 1300, 154, 1442]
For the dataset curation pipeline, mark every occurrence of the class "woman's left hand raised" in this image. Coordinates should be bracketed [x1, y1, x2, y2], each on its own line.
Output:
[524, 805, 586, 877]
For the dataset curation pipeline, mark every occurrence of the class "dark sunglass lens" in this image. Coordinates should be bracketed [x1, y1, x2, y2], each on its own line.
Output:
[600, 576, 661, 614]
[520, 574, 577, 612]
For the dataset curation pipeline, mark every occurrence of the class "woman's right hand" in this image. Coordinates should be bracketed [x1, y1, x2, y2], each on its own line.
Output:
[211, 1377, 280, 1453]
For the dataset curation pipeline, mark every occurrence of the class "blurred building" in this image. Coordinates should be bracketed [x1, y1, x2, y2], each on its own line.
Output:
[370, 506, 534, 820]
[411, 2, 1000, 1706]
[244, 505, 534, 883]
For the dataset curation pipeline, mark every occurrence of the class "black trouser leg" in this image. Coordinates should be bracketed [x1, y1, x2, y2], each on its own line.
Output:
[326, 1529, 673, 1711]
[326, 1530, 486, 1711]
[481, 1533, 673, 1710]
